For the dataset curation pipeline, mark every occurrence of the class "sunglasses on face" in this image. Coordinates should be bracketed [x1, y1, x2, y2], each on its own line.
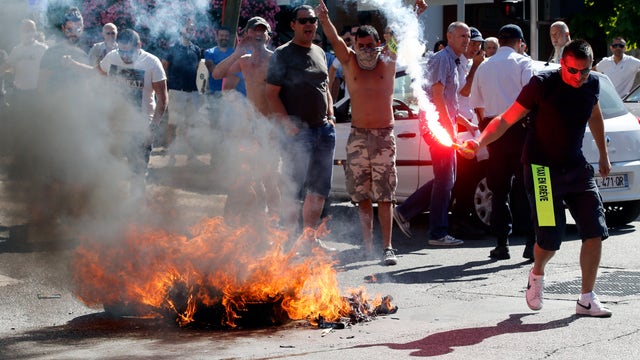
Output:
[611, 43, 626, 49]
[566, 66, 591, 76]
[296, 17, 318, 25]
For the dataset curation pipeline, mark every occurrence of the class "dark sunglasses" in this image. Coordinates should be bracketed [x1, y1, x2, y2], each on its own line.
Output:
[611, 43, 626, 49]
[296, 17, 318, 25]
[566, 66, 591, 76]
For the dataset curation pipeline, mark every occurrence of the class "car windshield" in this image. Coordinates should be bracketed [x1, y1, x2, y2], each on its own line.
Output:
[598, 74, 629, 119]
[393, 72, 419, 112]
[624, 85, 640, 103]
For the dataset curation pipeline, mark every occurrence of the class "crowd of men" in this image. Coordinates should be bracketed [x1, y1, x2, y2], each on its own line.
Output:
[3, 1, 639, 319]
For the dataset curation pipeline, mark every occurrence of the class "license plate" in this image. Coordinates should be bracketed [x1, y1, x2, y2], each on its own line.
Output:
[595, 173, 629, 189]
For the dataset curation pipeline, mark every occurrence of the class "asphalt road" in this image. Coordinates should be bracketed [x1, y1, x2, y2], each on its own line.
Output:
[1, 157, 640, 359]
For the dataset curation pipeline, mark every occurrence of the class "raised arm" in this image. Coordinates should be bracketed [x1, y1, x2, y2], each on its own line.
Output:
[212, 38, 249, 79]
[316, 0, 352, 64]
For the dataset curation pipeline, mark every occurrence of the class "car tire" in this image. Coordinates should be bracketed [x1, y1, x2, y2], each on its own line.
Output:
[603, 200, 640, 227]
[473, 176, 492, 228]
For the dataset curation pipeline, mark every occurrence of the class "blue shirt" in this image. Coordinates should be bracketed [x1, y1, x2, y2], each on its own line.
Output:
[425, 46, 461, 126]
[204, 46, 233, 93]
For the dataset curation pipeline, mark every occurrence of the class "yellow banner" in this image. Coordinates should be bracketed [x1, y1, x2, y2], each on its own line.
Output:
[531, 164, 555, 227]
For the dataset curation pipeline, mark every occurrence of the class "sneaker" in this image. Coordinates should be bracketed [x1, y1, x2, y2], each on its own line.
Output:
[489, 245, 510, 260]
[393, 207, 412, 238]
[525, 269, 544, 311]
[313, 238, 337, 252]
[428, 235, 464, 246]
[382, 248, 398, 266]
[576, 292, 612, 318]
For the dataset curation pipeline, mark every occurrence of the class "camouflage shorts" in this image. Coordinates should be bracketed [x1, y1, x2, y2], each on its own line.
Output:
[345, 127, 397, 203]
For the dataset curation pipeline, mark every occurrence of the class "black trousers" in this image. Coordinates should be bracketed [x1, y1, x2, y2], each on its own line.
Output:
[482, 117, 534, 246]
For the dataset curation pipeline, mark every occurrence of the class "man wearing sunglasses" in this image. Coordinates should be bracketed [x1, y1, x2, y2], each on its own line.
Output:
[266, 4, 336, 254]
[463, 40, 612, 318]
[88, 23, 118, 67]
[594, 37, 640, 97]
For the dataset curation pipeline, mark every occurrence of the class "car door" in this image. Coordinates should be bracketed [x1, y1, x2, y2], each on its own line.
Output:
[391, 70, 431, 199]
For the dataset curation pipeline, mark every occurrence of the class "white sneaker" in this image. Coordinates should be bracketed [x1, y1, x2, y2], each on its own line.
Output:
[393, 207, 412, 238]
[526, 269, 544, 311]
[383, 248, 398, 266]
[576, 291, 612, 318]
[428, 235, 464, 246]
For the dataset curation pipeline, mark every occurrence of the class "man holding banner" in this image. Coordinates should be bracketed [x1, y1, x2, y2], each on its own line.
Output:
[464, 39, 612, 318]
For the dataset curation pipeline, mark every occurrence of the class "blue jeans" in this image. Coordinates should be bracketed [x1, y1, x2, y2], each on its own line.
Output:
[397, 139, 455, 239]
[283, 122, 336, 200]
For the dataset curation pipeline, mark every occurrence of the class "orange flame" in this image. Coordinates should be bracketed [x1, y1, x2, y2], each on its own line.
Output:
[72, 217, 357, 327]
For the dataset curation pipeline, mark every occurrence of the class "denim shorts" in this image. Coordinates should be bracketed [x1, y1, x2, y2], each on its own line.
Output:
[282, 122, 336, 200]
[524, 162, 608, 251]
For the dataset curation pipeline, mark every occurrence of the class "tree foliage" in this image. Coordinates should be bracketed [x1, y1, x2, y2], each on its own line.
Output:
[571, 0, 640, 49]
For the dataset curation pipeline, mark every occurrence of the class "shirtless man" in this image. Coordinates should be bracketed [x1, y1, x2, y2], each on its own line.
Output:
[212, 16, 281, 222]
[213, 17, 272, 115]
[317, 0, 408, 264]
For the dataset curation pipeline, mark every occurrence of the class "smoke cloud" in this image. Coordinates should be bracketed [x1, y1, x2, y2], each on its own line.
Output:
[0, 0, 282, 251]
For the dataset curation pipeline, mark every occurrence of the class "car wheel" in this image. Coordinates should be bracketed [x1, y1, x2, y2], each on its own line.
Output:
[473, 176, 492, 227]
[603, 200, 640, 227]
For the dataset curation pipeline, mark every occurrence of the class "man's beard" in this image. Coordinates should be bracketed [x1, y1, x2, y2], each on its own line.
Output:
[67, 35, 80, 45]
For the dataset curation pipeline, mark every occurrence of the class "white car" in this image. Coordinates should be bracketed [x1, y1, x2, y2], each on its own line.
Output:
[331, 62, 640, 228]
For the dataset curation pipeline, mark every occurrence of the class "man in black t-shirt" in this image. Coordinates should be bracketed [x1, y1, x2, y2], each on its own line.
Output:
[466, 40, 612, 318]
[266, 5, 336, 253]
[162, 19, 203, 164]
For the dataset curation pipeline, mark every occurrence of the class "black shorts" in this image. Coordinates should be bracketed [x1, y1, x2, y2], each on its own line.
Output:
[524, 162, 608, 251]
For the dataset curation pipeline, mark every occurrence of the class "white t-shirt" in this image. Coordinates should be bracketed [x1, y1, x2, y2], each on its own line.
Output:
[7, 41, 48, 90]
[100, 49, 166, 119]
[596, 54, 640, 97]
[471, 46, 534, 117]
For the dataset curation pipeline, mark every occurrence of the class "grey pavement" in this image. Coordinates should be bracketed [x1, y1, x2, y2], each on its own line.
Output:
[1, 157, 639, 359]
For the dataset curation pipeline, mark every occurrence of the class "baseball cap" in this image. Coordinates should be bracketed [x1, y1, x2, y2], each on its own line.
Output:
[498, 24, 524, 40]
[470, 27, 485, 42]
[246, 16, 271, 32]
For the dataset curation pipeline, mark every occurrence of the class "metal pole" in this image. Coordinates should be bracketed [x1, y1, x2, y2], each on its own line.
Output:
[457, 0, 465, 22]
[530, 0, 538, 60]
[222, 0, 242, 44]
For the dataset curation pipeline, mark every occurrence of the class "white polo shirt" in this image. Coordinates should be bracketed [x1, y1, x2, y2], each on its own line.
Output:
[595, 54, 640, 97]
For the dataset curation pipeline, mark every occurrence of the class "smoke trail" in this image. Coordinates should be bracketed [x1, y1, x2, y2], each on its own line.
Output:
[355, 0, 451, 145]
[0, 2, 210, 246]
